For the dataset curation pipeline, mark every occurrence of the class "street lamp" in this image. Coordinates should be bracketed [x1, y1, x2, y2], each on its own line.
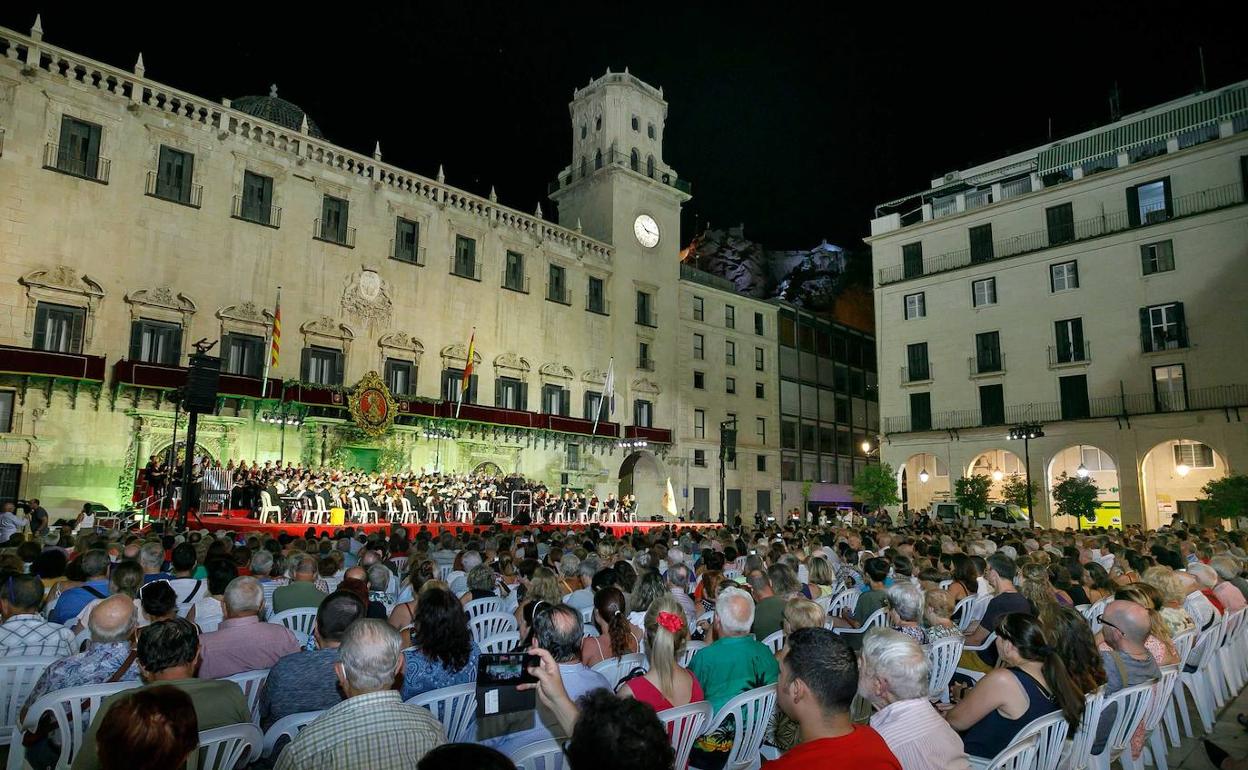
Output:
[918, 468, 930, 484]
[1076, 463, 1090, 478]
[1007, 422, 1045, 528]
[991, 467, 1005, 482]
[1175, 463, 1191, 477]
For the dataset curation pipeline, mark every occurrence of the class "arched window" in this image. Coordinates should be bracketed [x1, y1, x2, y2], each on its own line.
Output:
[646, 155, 655, 178]
[630, 149, 640, 172]
[631, 116, 639, 131]
[595, 149, 603, 170]
[580, 156, 588, 179]
[580, 124, 587, 139]
[595, 115, 602, 131]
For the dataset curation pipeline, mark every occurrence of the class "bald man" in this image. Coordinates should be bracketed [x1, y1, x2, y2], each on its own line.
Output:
[1092, 600, 1161, 754]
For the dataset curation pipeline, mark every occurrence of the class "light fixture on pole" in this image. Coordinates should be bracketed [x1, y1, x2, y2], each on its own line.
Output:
[992, 467, 1005, 482]
[1076, 444, 1089, 477]
[861, 440, 872, 453]
[1007, 422, 1045, 528]
[918, 468, 930, 484]
[1174, 440, 1192, 477]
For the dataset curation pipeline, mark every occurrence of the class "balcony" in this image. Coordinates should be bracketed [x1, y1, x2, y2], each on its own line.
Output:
[636, 307, 658, 328]
[145, 170, 202, 208]
[900, 364, 933, 384]
[546, 284, 571, 306]
[314, 219, 356, 248]
[391, 239, 426, 266]
[638, 357, 655, 372]
[586, 296, 611, 316]
[43, 142, 110, 183]
[625, 425, 674, 444]
[0, 345, 106, 381]
[968, 354, 1005, 378]
[231, 195, 281, 228]
[449, 255, 482, 281]
[112, 359, 282, 400]
[501, 272, 530, 294]
[884, 383, 1248, 434]
[1048, 342, 1091, 368]
[878, 182, 1246, 285]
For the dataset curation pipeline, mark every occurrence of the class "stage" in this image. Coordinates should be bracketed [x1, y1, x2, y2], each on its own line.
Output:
[172, 511, 721, 539]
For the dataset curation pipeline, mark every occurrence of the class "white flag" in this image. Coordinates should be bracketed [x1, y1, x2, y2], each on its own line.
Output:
[603, 358, 616, 417]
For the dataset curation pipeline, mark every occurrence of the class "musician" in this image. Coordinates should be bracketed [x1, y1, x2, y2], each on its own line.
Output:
[604, 492, 619, 522]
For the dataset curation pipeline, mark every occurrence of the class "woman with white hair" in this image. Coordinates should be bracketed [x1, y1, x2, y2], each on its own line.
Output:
[887, 582, 927, 644]
[860, 628, 971, 770]
[1209, 556, 1248, 613]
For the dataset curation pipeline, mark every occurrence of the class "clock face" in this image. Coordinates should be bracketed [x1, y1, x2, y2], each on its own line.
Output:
[633, 214, 660, 248]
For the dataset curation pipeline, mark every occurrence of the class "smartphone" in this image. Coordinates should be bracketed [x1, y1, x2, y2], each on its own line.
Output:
[750, 550, 757, 555]
[477, 652, 539, 717]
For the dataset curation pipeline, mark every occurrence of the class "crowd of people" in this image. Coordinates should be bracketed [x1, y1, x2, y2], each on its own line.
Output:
[1, 513, 1247, 769]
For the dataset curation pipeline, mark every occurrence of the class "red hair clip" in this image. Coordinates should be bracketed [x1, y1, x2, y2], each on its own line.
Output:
[657, 611, 684, 633]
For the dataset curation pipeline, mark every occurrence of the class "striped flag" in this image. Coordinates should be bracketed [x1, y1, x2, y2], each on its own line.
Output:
[270, 290, 282, 367]
[603, 358, 615, 417]
[461, 329, 475, 396]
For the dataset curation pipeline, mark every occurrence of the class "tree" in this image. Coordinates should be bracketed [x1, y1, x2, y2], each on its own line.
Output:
[955, 475, 993, 518]
[852, 463, 900, 513]
[1052, 472, 1099, 522]
[1001, 473, 1040, 510]
[1199, 474, 1248, 523]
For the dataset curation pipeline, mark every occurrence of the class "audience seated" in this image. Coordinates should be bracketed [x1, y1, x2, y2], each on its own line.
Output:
[273, 554, 326, 614]
[197, 575, 301, 678]
[95, 686, 198, 770]
[0, 573, 73, 656]
[581, 585, 639, 667]
[400, 586, 480, 700]
[50, 549, 111, 625]
[618, 594, 703, 710]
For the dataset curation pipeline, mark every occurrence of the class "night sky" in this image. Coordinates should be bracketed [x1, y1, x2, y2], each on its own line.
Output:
[4, 5, 1245, 251]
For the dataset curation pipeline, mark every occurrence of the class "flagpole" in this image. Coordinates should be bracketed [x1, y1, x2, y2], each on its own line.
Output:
[260, 286, 280, 400]
[592, 357, 613, 436]
[456, 327, 475, 421]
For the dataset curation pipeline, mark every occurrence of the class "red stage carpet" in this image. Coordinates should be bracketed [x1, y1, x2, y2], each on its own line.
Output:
[182, 511, 719, 539]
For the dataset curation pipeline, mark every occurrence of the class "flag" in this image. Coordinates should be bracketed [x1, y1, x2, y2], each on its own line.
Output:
[269, 291, 282, 367]
[460, 329, 476, 398]
[602, 358, 616, 417]
[663, 477, 678, 518]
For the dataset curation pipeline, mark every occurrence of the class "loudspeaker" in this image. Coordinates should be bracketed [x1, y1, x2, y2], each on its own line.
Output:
[720, 427, 737, 463]
[184, 353, 221, 412]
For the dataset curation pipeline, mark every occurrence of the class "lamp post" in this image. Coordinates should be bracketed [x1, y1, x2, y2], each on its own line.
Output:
[1007, 422, 1045, 528]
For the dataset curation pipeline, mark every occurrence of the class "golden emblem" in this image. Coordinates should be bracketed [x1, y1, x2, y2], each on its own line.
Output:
[348, 370, 396, 437]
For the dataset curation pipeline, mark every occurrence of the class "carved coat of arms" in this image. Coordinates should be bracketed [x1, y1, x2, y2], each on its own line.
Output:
[342, 267, 392, 324]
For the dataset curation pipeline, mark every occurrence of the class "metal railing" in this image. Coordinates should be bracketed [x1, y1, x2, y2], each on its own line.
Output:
[231, 195, 281, 227]
[636, 307, 658, 327]
[965, 188, 993, 211]
[969, 354, 1005, 377]
[314, 218, 356, 248]
[885, 382, 1248, 434]
[449, 255, 482, 281]
[638, 357, 655, 372]
[1000, 176, 1033, 200]
[546, 283, 571, 305]
[391, 239, 426, 265]
[145, 170, 202, 208]
[501, 272, 530, 293]
[1048, 342, 1091, 367]
[43, 142, 110, 183]
[879, 182, 1246, 285]
[932, 196, 958, 218]
[900, 364, 932, 383]
[586, 296, 610, 315]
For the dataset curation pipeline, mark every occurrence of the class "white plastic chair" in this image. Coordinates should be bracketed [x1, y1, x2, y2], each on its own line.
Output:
[223, 668, 270, 725]
[390, 556, 409, 573]
[1215, 607, 1246, 701]
[399, 497, 416, 524]
[470, 612, 518, 644]
[657, 700, 712, 770]
[70, 628, 92, 654]
[924, 636, 964, 701]
[480, 631, 521, 654]
[0, 656, 58, 752]
[1134, 664, 1181, 770]
[939, 579, 953, 589]
[1066, 686, 1108, 770]
[406, 682, 476, 743]
[258, 491, 282, 524]
[959, 594, 992, 632]
[699, 684, 777, 770]
[830, 607, 887, 641]
[1089, 681, 1154, 770]
[680, 641, 706, 668]
[1082, 598, 1110, 635]
[827, 588, 859, 617]
[11, 680, 142, 770]
[695, 610, 715, 629]
[982, 733, 1039, 770]
[197, 722, 262, 770]
[593, 652, 648, 690]
[510, 738, 565, 770]
[760, 630, 785, 654]
[1014, 710, 1070, 770]
[260, 709, 322, 758]
[1174, 625, 1219, 738]
[259, 581, 283, 620]
[268, 607, 318, 647]
[954, 632, 999, 683]
[465, 597, 503, 618]
[1162, 630, 1197, 748]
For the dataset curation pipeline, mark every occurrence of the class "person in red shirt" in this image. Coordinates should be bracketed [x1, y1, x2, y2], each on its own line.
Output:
[767, 627, 902, 770]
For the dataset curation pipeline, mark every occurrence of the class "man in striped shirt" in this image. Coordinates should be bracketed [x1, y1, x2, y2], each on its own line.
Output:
[0, 574, 73, 657]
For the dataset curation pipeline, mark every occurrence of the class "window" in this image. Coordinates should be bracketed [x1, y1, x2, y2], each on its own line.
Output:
[756, 417, 766, 444]
[726, 341, 736, 366]
[972, 278, 997, 307]
[302, 346, 343, 386]
[587, 277, 606, 313]
[725, 305, 736, 329]
[541, 383, 570, 416]
[55, 116, 103, 179]
[630, 149, 640, 171]
[239, 171, 275, 225]
[902, 242, 923, 279]
[1054, 318, 1086, 363]
[496, 377, 527, 410]
[757, 454, 767, 472]
[580, 124, 587, 139]
[394, 218, 421, 263]
[781, 455, 798, 481]
[1141, 240, 1175, 275]
[1173, 441, 1214, 469]
[910, 392, 931, 432]
[975, 331, 1002, 373]
[595, 116, 602, 131]
[1153, 364, 1187, 411]
[595, 149, 602, 169]
[583, 391, 603, 421]
[566, 443, 581, 471]
[1059, 374, 1090, 420]
[692, 296, 704, 321]
[1046, 203, 1074, 245]
[504, 251, 527, 292]
[647, 123, 656, 139]
[636, 291, 655, 326]
[754, 312, 764, 335]
[693, 371, 705, 390]
[647, 155, 655, 178]
[969, 224, 994, 263]
[547, 264, 569, 304]
[318, 195, 351, 245]
[441, 368, 478, 403]
[1128, 178, 1172, 226]
[634, 399, 653, 427]
[0, 392, 12, 433]
[781, 420, 797, 449]
[693, 334, 704, 360]
[453, 235, 478, 279]
[755, 382, 765, 399]
[1141, 302, 1188, 351]
[904, 292, 926, 320]
[384, 359, 414, 396]
[221, 333, 264, 378]
[639, 341, 653, 370]
[726, 377, 736, 395]
[694, 409, 706, 438]
[693, 450, 707, 468]
[129, 319, 182, 365]
[979, 384, 1005, 426]
[631, 115, 639, 131]
[33, 302, 85, 353]
[1050, 261, 1079, 292]
[906, 342, 929, 381]
[754, 347, 764, 371]
[154, 146, 195, 204]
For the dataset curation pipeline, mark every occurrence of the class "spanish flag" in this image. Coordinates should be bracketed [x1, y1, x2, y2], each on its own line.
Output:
[461, 329, 475, 396]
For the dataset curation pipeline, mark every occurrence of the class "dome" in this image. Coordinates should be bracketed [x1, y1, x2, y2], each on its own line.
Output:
[231, 85, 325, 139]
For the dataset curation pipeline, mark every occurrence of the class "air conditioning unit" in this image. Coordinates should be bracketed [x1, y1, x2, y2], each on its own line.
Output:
[943, 171, 961, 184]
